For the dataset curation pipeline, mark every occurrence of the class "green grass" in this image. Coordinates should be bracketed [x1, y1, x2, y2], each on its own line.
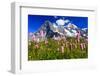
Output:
[28, 37, 88, 60]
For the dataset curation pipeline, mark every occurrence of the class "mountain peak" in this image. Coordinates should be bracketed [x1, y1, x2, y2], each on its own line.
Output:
[29, 19, 88, 42]
[66, 23, 78, 29]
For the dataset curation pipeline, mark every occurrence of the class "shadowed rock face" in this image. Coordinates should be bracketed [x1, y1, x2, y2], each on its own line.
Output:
[35, 21, 61, 38]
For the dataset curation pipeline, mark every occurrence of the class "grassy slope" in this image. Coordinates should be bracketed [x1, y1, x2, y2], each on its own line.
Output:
[28, 37, 88, 60]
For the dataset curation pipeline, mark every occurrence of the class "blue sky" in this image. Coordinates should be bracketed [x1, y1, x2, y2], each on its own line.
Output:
[28, 15, 88, 33]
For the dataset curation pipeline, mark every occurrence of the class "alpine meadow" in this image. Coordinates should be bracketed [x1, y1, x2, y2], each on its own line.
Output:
[28, 15, 88, 60]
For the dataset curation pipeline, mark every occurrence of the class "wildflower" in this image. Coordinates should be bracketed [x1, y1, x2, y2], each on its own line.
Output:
[80, 43, 84, 50]
[75, 40, 77, 44]
[28, 42, 31, 46]
[61, 46, 64, 53]
[36, 38, 40, 43]
[72, 43, 76, 49]
[63, 44, 65, 47]
[45, 40, 48, 44]
[76, 30, 81, 42]
[32, 34, 36, 41]
[40, 30, 44, 37]
[35, 44, 39, 49]
[83, 43, 86, 49]
[69, 43, 73, 50]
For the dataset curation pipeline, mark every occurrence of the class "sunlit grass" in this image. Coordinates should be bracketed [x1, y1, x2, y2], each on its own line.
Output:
[28, 37, 88, 60]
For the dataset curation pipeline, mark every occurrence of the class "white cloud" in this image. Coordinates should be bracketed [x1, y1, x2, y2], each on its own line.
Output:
[56, 19, 70, 26]
[65, 19, 70, 23]
[56, 19, 65, 26]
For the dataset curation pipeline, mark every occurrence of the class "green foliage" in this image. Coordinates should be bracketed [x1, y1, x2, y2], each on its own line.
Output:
[28, 37, 88, 60]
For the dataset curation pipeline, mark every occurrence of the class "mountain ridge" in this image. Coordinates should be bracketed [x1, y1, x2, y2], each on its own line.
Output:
[29, 20, 88, 41]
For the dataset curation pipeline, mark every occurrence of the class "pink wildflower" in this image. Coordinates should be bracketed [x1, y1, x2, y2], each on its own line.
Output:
[83, 43, 86, 49]
[80, 43, 84, 50]
[32, 34, 36, 41]
[35, 44, 39, 49]
[45, 40, 48, 44]
[40, 30, 44, 37]
[61, 46, 64, 53]
[76, 30, 81, 42]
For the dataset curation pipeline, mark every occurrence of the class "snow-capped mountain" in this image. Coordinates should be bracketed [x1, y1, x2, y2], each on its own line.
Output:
[65, 23, 78, 29]
[29, 20, 88, 41]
